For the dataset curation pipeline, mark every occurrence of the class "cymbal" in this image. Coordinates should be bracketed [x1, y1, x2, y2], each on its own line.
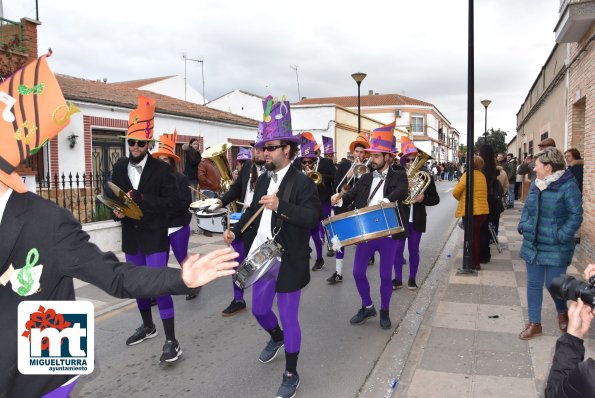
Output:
[189, 198, 219, 209]
[96, 182, 143, 220]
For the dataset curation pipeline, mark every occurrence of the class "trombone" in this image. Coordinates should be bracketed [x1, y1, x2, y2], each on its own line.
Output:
[335, 158, 370, 193]
[302, 158, 323, 185]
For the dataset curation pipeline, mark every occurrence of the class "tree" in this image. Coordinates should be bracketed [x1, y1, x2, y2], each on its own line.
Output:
[475, 128, 508, 155]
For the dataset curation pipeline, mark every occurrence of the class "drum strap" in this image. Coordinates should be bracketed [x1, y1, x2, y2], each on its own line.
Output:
[273, 176, 296, 238]
[366, 178, 385, 206]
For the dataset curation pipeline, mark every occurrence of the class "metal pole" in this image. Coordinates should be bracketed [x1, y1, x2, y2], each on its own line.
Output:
[183, 54, 187, 101]
[458, 0, 476, 275]
[357, 82, 361, 134]
[201, 61, 205, 105]
[484, 106, 487, 142]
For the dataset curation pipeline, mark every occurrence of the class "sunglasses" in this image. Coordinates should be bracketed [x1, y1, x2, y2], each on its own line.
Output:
[405, 158, 414, 163]
[263, 144, 285, 152]
[127, 139, 147, 148]
[301, 160, 314, 165]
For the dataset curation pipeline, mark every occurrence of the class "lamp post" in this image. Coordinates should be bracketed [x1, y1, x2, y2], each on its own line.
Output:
[351, 72, 367, 135]
[481, 99, 491, 144]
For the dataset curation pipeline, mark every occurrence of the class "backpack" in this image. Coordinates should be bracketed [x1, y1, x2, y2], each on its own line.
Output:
[488, 178, 504, 220]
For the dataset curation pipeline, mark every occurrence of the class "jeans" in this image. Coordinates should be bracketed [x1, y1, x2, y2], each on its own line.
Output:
[525, 262, 568, 323]
[508, 183, 515, 207]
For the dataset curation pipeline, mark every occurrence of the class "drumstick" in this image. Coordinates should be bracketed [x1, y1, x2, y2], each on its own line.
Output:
[226, 210, 231, 247]
[241, 189, 278, 234]
[188, 186, 208, 200]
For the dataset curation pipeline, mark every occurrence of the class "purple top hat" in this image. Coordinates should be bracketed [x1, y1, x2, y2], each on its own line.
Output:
[322, 136, 334, 154]
[300, 136, 317, 158]
[260, 95, 300, 144]
[237, 147, 252, 160]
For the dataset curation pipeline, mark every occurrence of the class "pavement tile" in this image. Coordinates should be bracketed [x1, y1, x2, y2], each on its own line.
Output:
[515, 272, 527, 287]
[476, 304, 524, 333]
[442, 283, 481, 304]
[479, 270, 517, 287]
[449, 271, 481, 285]
[475, 350, 533, 378]
[406, 369, 471, 398]
[425, 327, 475, 350]
[419, 346, 474, 374]
[476, 331, 528, 353]
[472, 375, 536, 397]
[480, 259, 514, 269]
[480, 286, 521, 306]
[528, 336, 557, 381]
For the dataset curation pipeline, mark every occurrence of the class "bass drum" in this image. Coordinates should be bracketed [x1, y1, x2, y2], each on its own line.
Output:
[233, 239, 284, 289]
[194, 208, 227, 234]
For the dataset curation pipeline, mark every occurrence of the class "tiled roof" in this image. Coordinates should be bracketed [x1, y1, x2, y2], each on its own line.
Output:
[109, 76, 176, 89]
[295, 94, 433, 108]
[56, 75, 258, 128]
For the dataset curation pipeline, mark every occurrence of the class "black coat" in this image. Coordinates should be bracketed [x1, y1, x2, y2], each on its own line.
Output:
[183, 148, 201, 182]
[545, 333, 595, 397]
[231, 165, 320, 293]
[338, 168, 409, 239]
[221, 160, 261, 206]
[0, 192, 194, 398]
[111, 155, 179, 254]
[398, 172, 440, 233]
[168, 172, 192, 228]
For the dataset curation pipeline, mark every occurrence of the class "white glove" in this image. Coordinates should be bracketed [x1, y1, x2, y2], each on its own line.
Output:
[381, 198, 390, 203]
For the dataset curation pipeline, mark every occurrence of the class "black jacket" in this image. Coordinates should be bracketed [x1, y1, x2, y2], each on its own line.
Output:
[168, 172, 192, 228]
[545, 333, 595, 397]
[231, 165, 320, 293]
[183, 147, 201, 182]
[399, 171, 440, 233]
[111, 155, 179, 254]
[221, 160, 261, 206]
[0, 192, 194, 398]
[338, 168, 409, 239]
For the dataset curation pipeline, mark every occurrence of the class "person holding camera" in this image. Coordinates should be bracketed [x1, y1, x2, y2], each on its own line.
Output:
[518, 147, 583, 340]
[545, 264, 595, 397]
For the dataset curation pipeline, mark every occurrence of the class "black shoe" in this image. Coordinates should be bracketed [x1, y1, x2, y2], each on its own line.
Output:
[392, 279, 402, 290]
[312, 258, 324, 271]
[407, 279, 418, 290]
[160, 340, 182, 362]
[259, 338, 284, 363]
[368, 257, 375, 266]
[326, 249, 335, 257]
[326, 272, 343, 285]
[126, 324, 158, 346]
[221, 299, 246, 317]
[379, 309, 391, 330]
[150, 298, 157, 306]
[276, 371, 300, 398]
[350, 306, 377, 325]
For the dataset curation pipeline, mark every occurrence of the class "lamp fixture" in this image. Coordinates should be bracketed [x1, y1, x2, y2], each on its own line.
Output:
[67, 133, 78, 149]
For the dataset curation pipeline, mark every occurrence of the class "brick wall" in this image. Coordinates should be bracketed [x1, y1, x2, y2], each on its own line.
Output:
[568, 24, 595, 266]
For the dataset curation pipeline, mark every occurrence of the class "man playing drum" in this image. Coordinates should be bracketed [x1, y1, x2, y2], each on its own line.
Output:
[211, 138, 267, 316]
[327, 133, 370, 284]
[223, 96, 320, 398]
[331, 123, 408, 330]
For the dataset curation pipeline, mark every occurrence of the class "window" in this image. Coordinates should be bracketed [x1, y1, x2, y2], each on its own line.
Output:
[528, 140, 533, 155]
[540, 132, 548, 142]
[411, 115, 424, 134]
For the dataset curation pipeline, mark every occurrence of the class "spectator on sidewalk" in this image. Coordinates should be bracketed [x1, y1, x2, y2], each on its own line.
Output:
[518, 147, 583, 340]
[478, 144, 503, 264]
[504, 153, 517, 208]
[564, 148, 583, 194]
[452, 156, 489, 270]
[494, 164, 509, 235]
[545, 263, 595, 397]
[183, 137, 202, 201]
[518, 138, 556, 183]
[515, 160, 523, 200]
[198, 155, 221, 198]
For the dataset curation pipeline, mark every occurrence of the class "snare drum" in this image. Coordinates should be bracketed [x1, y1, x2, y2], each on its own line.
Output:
[195, 208, 227, 234]
[322, 202, 404, 249]
[233, 239, 284, 289]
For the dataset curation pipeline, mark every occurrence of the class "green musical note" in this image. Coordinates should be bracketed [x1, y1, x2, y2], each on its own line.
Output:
[18, 83, 45, 96]
[16, 248, 39, 296]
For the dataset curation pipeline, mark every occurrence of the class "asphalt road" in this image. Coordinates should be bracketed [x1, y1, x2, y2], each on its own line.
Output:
[74, 180, 458, 398]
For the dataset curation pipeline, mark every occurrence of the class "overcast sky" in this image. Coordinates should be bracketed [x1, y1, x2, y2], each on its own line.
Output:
[3, 0, 561, 144]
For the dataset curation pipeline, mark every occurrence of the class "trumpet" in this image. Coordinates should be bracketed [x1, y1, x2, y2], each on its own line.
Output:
[336, 158, 370, 193]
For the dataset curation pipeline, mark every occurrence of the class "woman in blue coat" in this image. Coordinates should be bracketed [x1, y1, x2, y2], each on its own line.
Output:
[518, 147, 583, 340]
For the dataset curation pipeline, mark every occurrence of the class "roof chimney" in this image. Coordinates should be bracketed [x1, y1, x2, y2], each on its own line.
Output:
[368, 90, 373, 95]
[301, 97, 307, 101]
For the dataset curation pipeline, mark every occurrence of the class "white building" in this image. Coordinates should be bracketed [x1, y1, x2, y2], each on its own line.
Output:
[206, 89, 264, 121]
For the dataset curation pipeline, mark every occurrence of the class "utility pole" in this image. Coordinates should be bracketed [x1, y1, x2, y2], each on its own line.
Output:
[290, 65, 301, 101]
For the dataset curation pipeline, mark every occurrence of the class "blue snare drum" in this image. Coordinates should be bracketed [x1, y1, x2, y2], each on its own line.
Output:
[322, 202, 404, 248]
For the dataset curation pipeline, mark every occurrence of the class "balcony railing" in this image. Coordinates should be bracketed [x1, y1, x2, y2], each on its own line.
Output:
[0, 17, 27, 53]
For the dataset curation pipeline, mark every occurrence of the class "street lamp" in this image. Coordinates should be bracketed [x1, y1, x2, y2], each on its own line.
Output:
[480, 99, 491, 143]
[351, 72, 367, 135]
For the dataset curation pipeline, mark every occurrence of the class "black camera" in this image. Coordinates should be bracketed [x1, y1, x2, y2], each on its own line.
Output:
[551, 275, 595, 308]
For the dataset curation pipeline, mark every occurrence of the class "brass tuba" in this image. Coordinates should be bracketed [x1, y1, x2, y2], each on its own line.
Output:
[202, 142, 237, 211]
[403, 148, 433, 205]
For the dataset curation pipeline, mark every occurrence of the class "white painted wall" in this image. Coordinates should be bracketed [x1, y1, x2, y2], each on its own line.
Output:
[291, 105, 337, 147]
[140, 76, 206, 105]
[56, 101, 257, 177]
[207, 90, 263, 121]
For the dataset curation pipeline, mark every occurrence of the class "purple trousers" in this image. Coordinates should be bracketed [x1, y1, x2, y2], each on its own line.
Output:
[251, 264, 302, 354]
[168, 225, 191, 264]
[125, 250, 174, 320]
[42, 377, 78, 398]
[231, 239, 247, 302]
[353, 237, 397, 310]
[311, 202, 332, 260]
[393, 222, 422, 282]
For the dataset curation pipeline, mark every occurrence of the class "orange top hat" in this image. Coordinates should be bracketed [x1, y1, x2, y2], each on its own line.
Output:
[152, 129, 180, 162]
[349, 133, 370, 153]
[366, 122, 395, 153]
[125, 95, 156, 141]
[397, 136, 418, 157]
[0, 54, 78, 193]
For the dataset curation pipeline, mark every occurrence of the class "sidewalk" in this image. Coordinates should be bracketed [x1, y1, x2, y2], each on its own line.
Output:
[362, 203, 594, 398]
